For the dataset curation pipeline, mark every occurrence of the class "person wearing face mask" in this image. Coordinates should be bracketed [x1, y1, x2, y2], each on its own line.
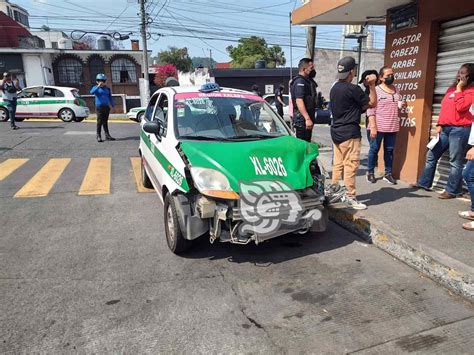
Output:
[412, 63, 474, 198]
[290, 58, 316, 142]
[366, 66, 406, 184]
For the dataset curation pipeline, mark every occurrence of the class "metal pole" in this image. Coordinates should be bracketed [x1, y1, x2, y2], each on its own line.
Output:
[357, 37, 363, 83]
[289, 12, 293, 80]
[140, 0, 150, 102]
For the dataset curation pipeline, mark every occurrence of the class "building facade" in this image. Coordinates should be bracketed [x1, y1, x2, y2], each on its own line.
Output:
[293, 0, 474, 186]
[0, 0, 28, 28]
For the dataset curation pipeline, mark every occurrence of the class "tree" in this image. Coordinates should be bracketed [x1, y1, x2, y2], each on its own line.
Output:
[266, 45, 286, 67]
[153, 64, 178, 88]
[157, 47, 193, 73]
[191, 56, 216, 69]
[226, 36, 286, 69]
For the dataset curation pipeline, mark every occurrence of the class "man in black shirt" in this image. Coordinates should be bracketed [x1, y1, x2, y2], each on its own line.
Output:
[329, 56, 377, 209]
[290, 58, 316, 142]
[274, 83, 286, 118]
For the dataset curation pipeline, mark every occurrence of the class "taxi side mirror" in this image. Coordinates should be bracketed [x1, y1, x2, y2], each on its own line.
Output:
[143, 121, 162, 135]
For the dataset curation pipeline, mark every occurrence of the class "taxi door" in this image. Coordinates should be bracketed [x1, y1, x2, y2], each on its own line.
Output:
[141, 93, 169, 192]
[16, 87, 42, 118]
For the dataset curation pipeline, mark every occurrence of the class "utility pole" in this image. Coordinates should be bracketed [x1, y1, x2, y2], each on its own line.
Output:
[305, 26, 317, 61]
[289, 12, 293, 80]
[139, 0, 150, 104]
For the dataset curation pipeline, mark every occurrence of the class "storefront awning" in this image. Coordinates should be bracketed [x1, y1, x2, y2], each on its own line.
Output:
[292, 0, 413, 25]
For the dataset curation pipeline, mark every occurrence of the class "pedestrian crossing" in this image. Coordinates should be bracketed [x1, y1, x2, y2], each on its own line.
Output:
[0, 157, 154, 198]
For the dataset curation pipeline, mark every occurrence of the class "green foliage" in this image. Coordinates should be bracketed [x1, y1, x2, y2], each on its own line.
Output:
[227, 36, 286, 69]
[157, 47, 193, 73]
[191, 57, 217, 69]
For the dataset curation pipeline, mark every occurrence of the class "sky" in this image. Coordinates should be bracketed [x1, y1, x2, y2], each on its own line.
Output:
[15, 0, 386, 66]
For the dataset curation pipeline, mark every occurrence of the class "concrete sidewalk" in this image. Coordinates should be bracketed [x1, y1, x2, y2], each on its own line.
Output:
[317, 148, 474, 301]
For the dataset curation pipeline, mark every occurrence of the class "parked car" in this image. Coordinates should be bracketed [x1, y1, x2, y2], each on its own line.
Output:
[127, 106, 146, 122]
[139, 83, 328, 254]
[0, 86, 89, 122]
[264, 93, 331, 125]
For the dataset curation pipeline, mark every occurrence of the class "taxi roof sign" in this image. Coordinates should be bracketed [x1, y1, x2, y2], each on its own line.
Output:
[199, 83, 220, 93]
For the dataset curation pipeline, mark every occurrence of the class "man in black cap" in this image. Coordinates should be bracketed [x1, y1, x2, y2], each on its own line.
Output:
[290, 58, 317, 142]
[329, 56, 377, 209]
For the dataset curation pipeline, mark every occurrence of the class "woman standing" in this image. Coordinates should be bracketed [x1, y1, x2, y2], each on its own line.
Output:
[366, 66, 405, 184]
[413, 63, 474, 198]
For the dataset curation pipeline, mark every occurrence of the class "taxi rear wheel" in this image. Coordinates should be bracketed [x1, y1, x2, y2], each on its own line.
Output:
[0, 108, 8, 122]
[137, 112, 144, 122]
[164, 194, 191, 254]
[58, 108, 75, 122]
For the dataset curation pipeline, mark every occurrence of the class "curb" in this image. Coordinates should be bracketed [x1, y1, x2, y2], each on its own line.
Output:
[328, 207, 474, 302]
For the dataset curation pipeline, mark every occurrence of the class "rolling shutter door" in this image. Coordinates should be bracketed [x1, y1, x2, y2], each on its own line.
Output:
[431, 15, 474, 190]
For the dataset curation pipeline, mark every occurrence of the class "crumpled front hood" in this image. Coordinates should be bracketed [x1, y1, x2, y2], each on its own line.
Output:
[180, 136, 319, 192]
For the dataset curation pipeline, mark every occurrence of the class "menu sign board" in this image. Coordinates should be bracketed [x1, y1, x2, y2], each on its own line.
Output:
[388, 31, 424, 128]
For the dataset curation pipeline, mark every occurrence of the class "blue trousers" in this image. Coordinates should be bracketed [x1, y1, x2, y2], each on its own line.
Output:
[417, 126, 470, 195]
[368, 132, 397, 174]
[5, 99, 17, 127]
[463, 160, 474, 211]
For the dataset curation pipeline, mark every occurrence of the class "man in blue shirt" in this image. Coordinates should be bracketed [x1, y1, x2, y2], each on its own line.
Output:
[90, 73, 115, 142]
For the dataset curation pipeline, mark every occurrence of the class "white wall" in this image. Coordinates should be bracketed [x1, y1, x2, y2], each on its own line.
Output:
[22, 54, 54, 86]
[178, 68, 212, 86]
[32, 31, 67, 48]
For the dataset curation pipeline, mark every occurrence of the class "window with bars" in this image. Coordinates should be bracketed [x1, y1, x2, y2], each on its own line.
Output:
[111, 58, 137, 83]
[89, 57, 105, 83]
[57, 58, 83, 85]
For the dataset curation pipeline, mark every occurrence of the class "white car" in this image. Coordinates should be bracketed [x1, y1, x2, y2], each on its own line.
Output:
[127, 106, 146, 122]
[0, 85, 90, 122]
[263, 93, 290, 122]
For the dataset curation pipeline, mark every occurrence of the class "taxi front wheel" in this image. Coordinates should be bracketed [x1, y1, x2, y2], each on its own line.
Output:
[164, 194, 192, 254]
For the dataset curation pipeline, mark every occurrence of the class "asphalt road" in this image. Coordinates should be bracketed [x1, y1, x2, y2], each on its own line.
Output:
[1, 120, 473, 353]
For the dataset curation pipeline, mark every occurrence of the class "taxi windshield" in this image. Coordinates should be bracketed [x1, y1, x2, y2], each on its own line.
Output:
[174, 92, 290, 141]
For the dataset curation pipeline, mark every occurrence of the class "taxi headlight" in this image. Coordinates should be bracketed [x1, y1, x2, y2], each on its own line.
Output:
[190, 167, 239, 200]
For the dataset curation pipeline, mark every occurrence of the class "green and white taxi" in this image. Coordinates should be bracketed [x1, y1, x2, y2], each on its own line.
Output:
[139, 83, 327, 254]
[127, 106, 146, 122]
[0, 85, 89, 122]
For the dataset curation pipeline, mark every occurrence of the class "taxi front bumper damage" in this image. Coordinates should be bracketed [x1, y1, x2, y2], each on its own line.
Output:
[171, 188, 328, 245]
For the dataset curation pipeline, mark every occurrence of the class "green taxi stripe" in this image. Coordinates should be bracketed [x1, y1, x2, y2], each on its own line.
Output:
[140, 129, 190, 191]
[0, 99, 75, 106]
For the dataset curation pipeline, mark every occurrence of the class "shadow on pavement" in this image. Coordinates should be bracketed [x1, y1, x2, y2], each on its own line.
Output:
[181, 222, 361, 265]
[357, 186, 430, 206]
[116, 136, 139, 141]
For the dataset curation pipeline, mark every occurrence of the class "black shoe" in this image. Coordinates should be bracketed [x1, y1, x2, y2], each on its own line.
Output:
[12, 126, 19, 130]
[105, 134, 116, 141]
[366, 173, 376, 184]
[383, 174, 397, 185]
[97, 135, 103, 142]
